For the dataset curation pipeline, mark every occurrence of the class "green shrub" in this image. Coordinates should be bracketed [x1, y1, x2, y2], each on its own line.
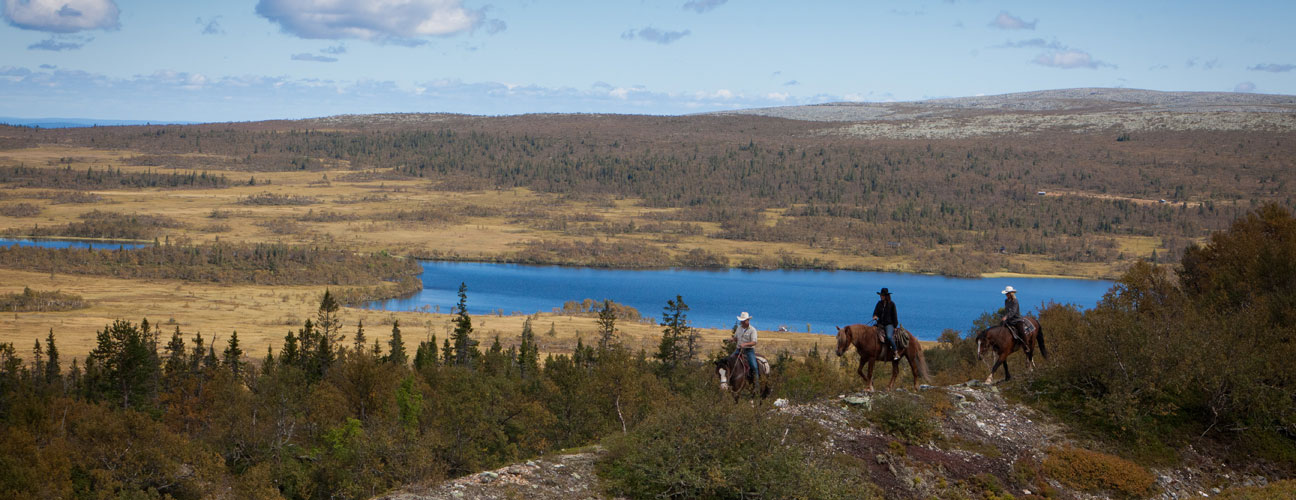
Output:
[598, 394, 878, 500]
[867, 393, 938, 442]
[1042, 446, 1155, 498]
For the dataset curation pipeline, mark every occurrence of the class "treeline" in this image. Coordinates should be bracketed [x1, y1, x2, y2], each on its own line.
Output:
[9, 118, 1292, 271]
[0, 242, 421, 303]
[6, 210, 185, 240]
[0, 164, 232, 189]
[0, 288, 871, 499]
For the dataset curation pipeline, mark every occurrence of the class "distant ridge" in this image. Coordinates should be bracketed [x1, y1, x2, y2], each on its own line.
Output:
[0, 117, 196, 129]
[710, 88, 1296, 122]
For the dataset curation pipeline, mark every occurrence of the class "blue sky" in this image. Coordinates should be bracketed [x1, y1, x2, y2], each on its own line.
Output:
[1, 0, 1293, 122]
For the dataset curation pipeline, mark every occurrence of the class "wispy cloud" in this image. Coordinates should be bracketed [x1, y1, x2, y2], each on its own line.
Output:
[196, 16, 224, 35]
[27, 35, 92, 51]
[989, 11, 1035, 30]
[1032, 50, 1115, 70]
[621, 27, 690, 45]
[291, 53, 338, 63]
[1249, 63, 1295, 73]
[783, 80, 799, 86]
[1234, 82, 1256, 92]
[995, 38, 1063, 50]
[2, 0, 120, 33]
[1184, 57, 1219, 69]
[255, 0, 496, 43]
[682, 0, 726, 13]
[322, 45, 347, 55]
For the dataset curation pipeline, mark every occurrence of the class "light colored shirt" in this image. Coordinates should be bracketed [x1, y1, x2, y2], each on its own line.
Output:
[735, 325, 758, 347]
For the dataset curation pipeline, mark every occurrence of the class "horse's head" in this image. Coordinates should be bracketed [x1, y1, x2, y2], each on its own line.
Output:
[974, 328, 988, 360]
[835, 325, 849, 357]
[714, 358, 730, 391]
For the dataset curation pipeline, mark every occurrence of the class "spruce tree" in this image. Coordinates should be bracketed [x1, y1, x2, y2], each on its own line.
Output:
[517, 317, 539, 378]
[597, 299, 618, 351]
[385, 320, 408, 365]
[163, 326, 187, 380]
[656, 295, 694, 373]
[44, 329, 60, 385]
[223, 331, 244, 376]
[450, 282, 479, 367]
[353, 320, 367, 352]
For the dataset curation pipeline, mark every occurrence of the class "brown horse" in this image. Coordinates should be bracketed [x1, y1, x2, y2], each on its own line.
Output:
[835, 324, 930, 391]
[974, 317, 1047, 383]
[714, 353, 772, 400]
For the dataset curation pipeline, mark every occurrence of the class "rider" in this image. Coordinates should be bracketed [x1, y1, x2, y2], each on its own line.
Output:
[1001, 286, 1030, 354]
[872, 288, 900, 361]
[732, 312, 759, 385]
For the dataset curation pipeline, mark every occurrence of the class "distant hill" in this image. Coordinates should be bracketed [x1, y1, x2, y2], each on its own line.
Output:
[0, 117, 196, 129]
[710, 87, 1296, 122]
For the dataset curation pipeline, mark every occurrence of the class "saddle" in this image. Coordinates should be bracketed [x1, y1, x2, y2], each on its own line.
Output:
[875, 326, 910, 354]
[734, 354, 770, 377]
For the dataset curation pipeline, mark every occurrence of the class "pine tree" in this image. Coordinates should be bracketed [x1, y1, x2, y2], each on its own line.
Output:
[88, 319, 161, 409]
[44, 329, 60, 385]
[596, 299, 618, 351]
[280, 329, 299, 368]
[316, 290, 344, 349]
[450, 282, 479, 367]
[353, 320, 367, 352]
[441, 338, 453, 365]
[189, 332, 207, 373]
[655, 295, 694, 373]
[385, 320, 408, 365]
[32, 339, 44, 385]
[223, 331, 244, 376]
[517, 317, 539, 378]
[163, 326, 187, 380]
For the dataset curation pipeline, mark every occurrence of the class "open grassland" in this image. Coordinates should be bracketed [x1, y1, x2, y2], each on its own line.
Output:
[0, 268, 843, 362]
[0, 145, 1167, 277]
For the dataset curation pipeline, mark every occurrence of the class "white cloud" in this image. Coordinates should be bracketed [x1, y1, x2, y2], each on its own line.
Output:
[3, 0, 119, 33]
[621, 27, 690, 45]
[1032, 50, 1114, 70]
[683, 0, 726, 13]
[989, 11, 1035, 30]
[1233, 82, 1256, 92]
[995, 38, 1063, 50]
[255, 0, 494, 43]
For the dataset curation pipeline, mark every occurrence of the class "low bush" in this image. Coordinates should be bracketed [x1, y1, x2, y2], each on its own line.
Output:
[1216, 479, 1296, 499]
[1041, 445, 1156, 498]
[0, 287, 87, 312]
[598, 394, 878, 499]
[0, 202, 42, 217]
[866, 393, 938, 442]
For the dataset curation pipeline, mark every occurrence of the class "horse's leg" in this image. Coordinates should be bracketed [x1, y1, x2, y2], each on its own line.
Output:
[866, 358, 877, 392]
[1002, 353, 1013, 381]
[856, 355, 867, 390]
[887, 358, 900, 390]
[907, 352, 922, 390]
[985, 349, 998, 384]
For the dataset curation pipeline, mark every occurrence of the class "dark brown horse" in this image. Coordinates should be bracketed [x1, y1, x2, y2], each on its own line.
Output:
[835, 324, 930, 391]
[975, 317, 1047, 383]
[714, 353, 772, 400]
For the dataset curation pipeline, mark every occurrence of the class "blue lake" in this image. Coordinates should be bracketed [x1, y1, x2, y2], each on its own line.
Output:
[0, 237, 150, 250]
[366, 261, 1114, 340]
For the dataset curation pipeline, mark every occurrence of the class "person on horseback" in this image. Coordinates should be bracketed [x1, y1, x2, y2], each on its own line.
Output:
[1001, 286, 1031, 355]
[732, 311, 760, 385]
[872, 288, 900, 361]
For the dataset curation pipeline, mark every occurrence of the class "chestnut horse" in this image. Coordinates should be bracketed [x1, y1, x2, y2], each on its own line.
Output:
[835, 324, 930, 391]
[714, 353, 772, 400]
[974, 317, 1047, 383]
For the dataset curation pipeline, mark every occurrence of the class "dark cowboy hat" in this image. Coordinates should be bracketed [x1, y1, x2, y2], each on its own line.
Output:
[877, 287, 891, 296]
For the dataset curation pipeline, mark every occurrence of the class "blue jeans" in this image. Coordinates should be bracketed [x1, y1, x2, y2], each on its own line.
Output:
[733, 347, 759, 383]
[883, 324, 898, 355]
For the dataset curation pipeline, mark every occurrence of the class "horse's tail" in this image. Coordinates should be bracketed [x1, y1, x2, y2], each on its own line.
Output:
[1035, 319, 1049, 360]
[974, 328, 988, 360]
[909, 332, 931, 382]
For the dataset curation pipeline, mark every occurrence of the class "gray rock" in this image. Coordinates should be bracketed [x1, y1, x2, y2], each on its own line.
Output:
[844, 396, 870, 406]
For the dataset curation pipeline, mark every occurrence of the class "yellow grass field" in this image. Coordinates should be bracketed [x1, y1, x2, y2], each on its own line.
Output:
[0, 145, 1072, 360]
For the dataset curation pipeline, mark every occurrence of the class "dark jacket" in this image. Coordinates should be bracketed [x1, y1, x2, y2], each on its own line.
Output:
[873, 299, 898, 327]
[1004, 296, 1022, 323]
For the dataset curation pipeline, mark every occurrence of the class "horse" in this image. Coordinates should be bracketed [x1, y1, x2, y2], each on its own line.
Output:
[974, 316, 1048, 384]
[834, 324, 930, 391]
[714, 353, 772, 401]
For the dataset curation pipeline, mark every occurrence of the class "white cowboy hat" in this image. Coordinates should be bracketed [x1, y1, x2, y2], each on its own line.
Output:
[1001, 286, 1018, 294]
[736, 311, 752, 322]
